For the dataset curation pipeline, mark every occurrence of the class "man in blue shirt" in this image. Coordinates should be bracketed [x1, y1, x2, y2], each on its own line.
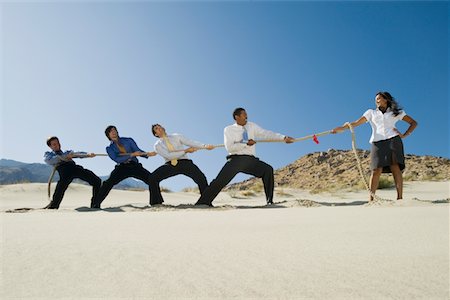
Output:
[93, 125, 156, 208]
[44, 136, 101, 209]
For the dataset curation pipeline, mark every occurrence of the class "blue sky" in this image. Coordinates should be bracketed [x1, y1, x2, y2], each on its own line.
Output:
[1, 1, 448, 191]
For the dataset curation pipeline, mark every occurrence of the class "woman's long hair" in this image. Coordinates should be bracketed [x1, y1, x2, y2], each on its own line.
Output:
[376, 91, 403, 116]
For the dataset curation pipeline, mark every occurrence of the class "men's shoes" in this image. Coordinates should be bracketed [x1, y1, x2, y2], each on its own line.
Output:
[44, 203, 58, 209]
[194, 201, 214, 207]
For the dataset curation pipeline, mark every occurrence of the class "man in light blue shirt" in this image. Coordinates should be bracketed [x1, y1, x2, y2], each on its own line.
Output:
[44, 136, 101, 209]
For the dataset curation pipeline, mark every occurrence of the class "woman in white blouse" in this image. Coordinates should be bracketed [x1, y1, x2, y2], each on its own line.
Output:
[332, 92, 417, 201]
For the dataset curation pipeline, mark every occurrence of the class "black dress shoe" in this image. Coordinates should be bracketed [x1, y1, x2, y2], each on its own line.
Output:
[195, 202, 213, 207]
[44, 205, 58, 209]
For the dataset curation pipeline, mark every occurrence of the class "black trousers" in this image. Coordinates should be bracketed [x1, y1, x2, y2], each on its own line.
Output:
[48, 162, 101, 209]
[196, 155, 274, 205]
[149, 159, 208, 205]
[95, 162, 152, 207]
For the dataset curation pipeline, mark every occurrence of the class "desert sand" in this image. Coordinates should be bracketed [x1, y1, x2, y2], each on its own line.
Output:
[1, 181, 449, 299]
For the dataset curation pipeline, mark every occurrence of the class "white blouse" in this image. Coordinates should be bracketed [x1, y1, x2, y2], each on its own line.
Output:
[363, 108, 406, 143]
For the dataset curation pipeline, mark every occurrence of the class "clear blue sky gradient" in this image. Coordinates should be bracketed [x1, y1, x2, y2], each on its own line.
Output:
[1, 1, 448, 190]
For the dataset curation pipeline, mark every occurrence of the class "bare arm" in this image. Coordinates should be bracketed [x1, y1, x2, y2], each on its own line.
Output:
[394, 115, 418, 138]
[331, 116, 367, 133]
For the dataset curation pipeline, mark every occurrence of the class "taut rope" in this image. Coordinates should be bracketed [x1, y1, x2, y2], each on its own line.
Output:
[190, 130, 332, 149]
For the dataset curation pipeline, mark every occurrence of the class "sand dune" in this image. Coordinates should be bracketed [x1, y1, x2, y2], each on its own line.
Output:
[1, 182, 449, 299]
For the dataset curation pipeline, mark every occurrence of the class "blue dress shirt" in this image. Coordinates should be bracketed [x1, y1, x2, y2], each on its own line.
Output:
[106, 137, 147, 164]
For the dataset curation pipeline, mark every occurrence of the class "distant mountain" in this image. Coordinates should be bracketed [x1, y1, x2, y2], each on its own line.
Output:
[0, 159, 28, 167]
[0, 159, 54, 183]
[0, 159, 147, 190]
[226, 149, 450, 193]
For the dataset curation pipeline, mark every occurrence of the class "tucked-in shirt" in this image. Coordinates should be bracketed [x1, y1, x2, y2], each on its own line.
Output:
[44, 150, 86, 166]
[155, 134, 205, 162]
[224, 121, 285, 156]
[363, 108, 406, 143]
[106, 137, 147, 164]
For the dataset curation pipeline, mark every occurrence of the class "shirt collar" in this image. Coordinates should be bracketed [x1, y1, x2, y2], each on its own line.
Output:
[376, 107, 392, 113]
[233, 122, 246, 128]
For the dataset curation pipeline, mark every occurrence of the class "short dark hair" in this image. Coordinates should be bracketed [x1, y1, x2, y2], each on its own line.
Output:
[151, 124, 161, 137]
[46, 136, 59, 146]
[233, 107, 246, 120]
[105, 125, 117, 140]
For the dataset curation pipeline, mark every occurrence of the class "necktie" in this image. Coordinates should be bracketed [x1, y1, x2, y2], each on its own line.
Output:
[116, 142, 127, 154]
[163, 136, 178, 166]
[242, 126, 248, 143]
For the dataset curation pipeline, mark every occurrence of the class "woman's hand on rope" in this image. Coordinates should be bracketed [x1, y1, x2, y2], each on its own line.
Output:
[332, 121, 356, 134]
[331, 126, 345, 134]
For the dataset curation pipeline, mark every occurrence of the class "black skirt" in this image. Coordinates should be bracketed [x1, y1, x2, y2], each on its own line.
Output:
[370, 135, 405, 173]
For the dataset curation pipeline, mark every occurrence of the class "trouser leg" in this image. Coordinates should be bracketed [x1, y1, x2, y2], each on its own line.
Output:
[149, 164, 177, 205]
[73, 166, 102, 208]
[241, 159, 274, 204]
[127, 163, 153, 203]
[195, 159, 240, 205]
[47, 177, 72, 209]
[178, 161, 209, 194]
[95, 165, 130, 207]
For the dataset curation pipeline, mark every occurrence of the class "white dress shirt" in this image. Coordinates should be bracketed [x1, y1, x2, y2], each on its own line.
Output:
[154, 134, 205, 162]
[363, 108, 406, 143]
[224, 121, 285, 156]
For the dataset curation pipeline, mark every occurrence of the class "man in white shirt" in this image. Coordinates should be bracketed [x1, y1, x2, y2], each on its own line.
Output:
[195, 108, 294, 206]
[150, 124, 214, 205]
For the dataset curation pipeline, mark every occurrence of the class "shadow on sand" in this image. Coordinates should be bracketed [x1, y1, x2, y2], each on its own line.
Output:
[6, 198, 447, 213]
[72, 199, 369, 212]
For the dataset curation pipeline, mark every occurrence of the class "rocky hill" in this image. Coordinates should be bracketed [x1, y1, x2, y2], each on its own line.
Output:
[226, 149, 450, 193]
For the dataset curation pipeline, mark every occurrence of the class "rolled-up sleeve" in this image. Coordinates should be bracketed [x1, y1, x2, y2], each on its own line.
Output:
[44, 152, 60, 166]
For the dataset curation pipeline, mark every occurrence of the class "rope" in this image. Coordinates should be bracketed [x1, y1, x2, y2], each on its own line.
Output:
[196, 130, 332, 149]
[346, 122, 395, 203]
[47, 167, 57, 199]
